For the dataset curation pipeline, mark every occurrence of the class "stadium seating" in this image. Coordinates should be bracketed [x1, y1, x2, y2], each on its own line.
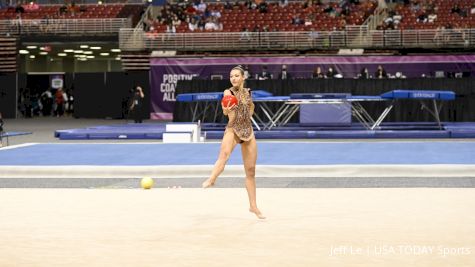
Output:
[390, 0, 474, 30]
[0, 4, 141, 20]
[150, 1, 376, 33]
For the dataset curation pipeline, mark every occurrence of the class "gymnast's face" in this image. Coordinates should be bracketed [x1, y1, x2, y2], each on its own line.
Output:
[230, 69, 244, 88]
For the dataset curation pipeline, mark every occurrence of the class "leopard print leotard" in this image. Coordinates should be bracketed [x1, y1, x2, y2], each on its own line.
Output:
[225, 87, 254, 142]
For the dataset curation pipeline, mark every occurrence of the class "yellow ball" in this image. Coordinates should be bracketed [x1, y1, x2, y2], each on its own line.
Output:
[140, 177, 154, 189]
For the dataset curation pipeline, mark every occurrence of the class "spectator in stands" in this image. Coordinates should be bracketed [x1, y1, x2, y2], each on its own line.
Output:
[194, 0, 206, 12]
[240, 27, 251, 41]
[224, 1, 233, 10]
[166, 22, 176, 35]
[258, 0, 268, 13]
[59, 3, 68, 14]
[243, 65, 252, 80]
[172, 15, 181, 28]
[394, 72, 406, 79]
[434, 26, 446, 44]
[210, 7, 221, 19]
[185, 3, 197, 15]
[197, 18, 206, 30]
[188, 17, 198, 31]
[279, 0, 288, 8]
[278, 65, 291, 80]
[451, 4, 461, 15]
[129, 86, 145, 123]
[304, 15, 314, 26]
[312, 66, 325, 78]
[375, 65, 388, 78]
[452, 4, 467, 17]
[245, 0, 257, 10]
[359, 67, 370, 79]
[410, 1, 420, 13]
[204, 17, 219, 31]
[427, 9, 437, 23]
[308, 28, 320, 45]
[326, 66, 338, 78]
[15, 3, 24, 13]
[416, 10, 428, 23]
[291, 14, 303, 25]
[40, 14, 51, 33]
[13, 14, 22, 34]
[260, 25, 270, 47]
[257, 66, 272, 80]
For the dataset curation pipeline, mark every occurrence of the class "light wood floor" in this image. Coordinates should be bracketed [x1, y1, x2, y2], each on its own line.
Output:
[0, 188, 474, 267]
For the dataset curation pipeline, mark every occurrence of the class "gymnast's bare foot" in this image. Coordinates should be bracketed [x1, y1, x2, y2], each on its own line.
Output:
[202, 178, 216, 188]
[249, 207, 266, 219]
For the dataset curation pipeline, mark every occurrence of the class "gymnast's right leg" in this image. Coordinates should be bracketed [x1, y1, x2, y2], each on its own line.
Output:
[202, 130, 238, 188]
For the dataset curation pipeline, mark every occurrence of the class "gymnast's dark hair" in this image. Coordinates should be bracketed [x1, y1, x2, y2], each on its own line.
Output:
[231, 65, 245, 75]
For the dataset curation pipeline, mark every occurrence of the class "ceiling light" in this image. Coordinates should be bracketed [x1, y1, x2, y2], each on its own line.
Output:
[79, 55, 86, 58]
[78, 58, 87, 61]
[29, 55, 36, 59]
[39, 51, 48, 55]
[80, 45, 89, 48]
[73, 50, 84, 53]
[115, 57, 121, 60]
[19, 50, 29, 54]
[83, 51, 93, 55]
[90, 46, 101, 50]
[86, 55, 95, 59]
[111, 49, 121, 52]
[100, 52, 109, 56]
[64, 49, 74, 53]
[58, 53, 67, 56]
[26, 45, 37, 49]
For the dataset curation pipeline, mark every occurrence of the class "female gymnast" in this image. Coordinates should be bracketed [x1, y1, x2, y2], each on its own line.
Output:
[202, 65, 265, 219]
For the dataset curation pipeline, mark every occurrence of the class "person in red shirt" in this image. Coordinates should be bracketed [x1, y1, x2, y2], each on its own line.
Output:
[54, 88, 66, 117]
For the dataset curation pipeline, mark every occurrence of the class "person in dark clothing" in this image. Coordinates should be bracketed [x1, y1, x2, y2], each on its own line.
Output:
[375, 65, 388, 79]
[360, 67, 370, 79]
[278, 64, 291, 80]
[129, 86, 145, 123]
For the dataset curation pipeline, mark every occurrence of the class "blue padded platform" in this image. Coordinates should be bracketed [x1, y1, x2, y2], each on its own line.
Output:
[252, 90, 273, 97]
[54, 122, 475, 140]
[290, 93, 350, 99]
[55, 123, 166, 140]
[254, 96, 290, 101]
[176, 90, 273, 102]
[380, 90, 455, 100]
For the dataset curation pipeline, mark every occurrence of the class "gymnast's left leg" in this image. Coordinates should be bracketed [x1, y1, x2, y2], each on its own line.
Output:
[241, 137, 265, 219]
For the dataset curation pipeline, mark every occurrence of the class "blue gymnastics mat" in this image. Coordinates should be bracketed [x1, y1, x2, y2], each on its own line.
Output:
[2, 141, 475, 166]
[54, 122, 475, 140]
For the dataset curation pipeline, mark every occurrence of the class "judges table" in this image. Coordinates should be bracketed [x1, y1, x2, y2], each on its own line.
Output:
[176, 90, 455, 130]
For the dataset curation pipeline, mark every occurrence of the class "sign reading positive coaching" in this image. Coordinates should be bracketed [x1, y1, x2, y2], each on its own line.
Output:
[161, 74, 197, 101]
[150, 60, 203, 120]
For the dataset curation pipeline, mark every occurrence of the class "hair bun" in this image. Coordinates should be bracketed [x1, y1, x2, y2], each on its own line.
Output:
[232, 65, 245, 72]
